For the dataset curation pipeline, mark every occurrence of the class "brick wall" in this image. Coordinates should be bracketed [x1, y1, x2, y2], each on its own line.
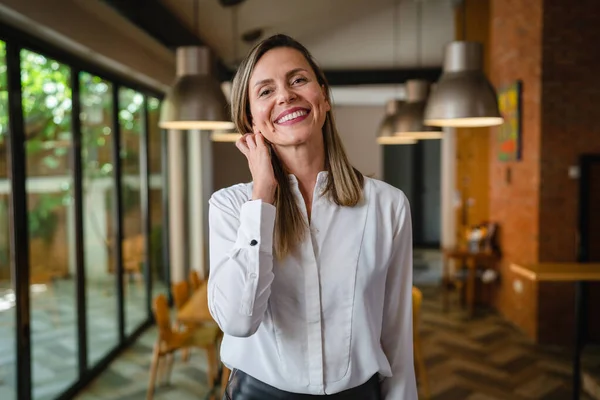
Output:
[489, 0, 600, 345]
[537, 0, 600, 345]
[489, 0, 544, 341]
[539, 0, 600, 262]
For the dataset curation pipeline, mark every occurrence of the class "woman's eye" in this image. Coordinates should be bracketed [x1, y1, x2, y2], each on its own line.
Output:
[259, 89, 272, 97]
[292, 77, 307, 85]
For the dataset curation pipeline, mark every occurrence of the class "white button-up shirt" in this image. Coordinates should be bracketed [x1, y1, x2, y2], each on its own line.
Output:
[208, 172, 417, 399]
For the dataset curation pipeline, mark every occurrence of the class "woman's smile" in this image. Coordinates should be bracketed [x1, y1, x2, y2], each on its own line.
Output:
[274, 107, 311, 125]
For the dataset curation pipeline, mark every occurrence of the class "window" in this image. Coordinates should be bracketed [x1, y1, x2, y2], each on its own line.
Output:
[20, 48, 78, 399]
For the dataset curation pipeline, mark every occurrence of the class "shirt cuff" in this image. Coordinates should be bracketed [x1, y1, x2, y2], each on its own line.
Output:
[236, 199, 276, 253]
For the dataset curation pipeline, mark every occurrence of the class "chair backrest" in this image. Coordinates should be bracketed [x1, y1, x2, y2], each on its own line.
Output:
[189, 269, 202, 291]
[172, 281, 190, 310]
[123, 235, 144, 261]
[412, 286, 423, 339]
[153, 294, 173, 341]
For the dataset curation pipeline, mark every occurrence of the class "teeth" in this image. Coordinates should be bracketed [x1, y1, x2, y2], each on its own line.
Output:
[277, 110, 307, 123]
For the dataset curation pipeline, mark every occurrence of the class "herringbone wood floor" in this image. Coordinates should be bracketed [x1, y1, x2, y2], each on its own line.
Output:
[418, 286, 600, 400]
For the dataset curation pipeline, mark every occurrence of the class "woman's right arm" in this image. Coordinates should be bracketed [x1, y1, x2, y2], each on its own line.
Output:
[207, 191, 276, 338]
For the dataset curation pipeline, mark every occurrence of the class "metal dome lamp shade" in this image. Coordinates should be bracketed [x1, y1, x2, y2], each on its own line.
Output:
[159, 46, 234, 130]
[424, 41, 503, 128]
[393, 79, 443, 140]
[377, 100, 417, 145]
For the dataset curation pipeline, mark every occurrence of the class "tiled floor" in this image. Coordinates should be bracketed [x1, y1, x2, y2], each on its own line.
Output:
[0, 277, 167, 400]
[74, 250, 600, 400]
[75, 327, 212, 400]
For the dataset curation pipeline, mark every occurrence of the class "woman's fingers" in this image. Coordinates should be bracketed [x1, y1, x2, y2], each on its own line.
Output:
[255, 132, 266, 149]
[246, 134, 257, 149]
[235, 135, 249, 155]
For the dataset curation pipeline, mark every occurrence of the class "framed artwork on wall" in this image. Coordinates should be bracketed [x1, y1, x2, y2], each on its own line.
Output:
[497, 80, 522, 161]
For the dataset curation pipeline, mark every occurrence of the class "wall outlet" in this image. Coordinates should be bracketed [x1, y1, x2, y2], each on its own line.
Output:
[513, 279, 524, 294]
[568, 166, 580, 179]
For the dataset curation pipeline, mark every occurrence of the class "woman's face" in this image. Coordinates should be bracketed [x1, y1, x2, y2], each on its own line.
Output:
[247, 47, 331, 147]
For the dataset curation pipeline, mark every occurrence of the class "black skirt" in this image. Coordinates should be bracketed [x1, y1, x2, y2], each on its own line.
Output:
[223, 369, 382, 400]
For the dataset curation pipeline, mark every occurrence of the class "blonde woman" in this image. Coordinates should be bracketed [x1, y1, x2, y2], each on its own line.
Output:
[208, 34, 417, 400]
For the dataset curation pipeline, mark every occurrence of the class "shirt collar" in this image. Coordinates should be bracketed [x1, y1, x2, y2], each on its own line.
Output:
[288, 171, 329, 189]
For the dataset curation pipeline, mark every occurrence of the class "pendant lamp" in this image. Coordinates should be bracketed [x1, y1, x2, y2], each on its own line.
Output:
[159, 46, 234, 130]
[376, 100, 417, 145]
[159, 0, 234, 130]
[423, 0, 503, 128]
[393, 81, 443, 140]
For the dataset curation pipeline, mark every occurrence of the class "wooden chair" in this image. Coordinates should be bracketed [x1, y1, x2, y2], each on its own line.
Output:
[172, 281, 192, 361]
[122, 234, 144, 288]
[189, 269, 202, 291]
[412, 287, 430, 400]
[220, 366, 231, 398]
[172, 281, 191, 312]
[147, 294, 221, 400]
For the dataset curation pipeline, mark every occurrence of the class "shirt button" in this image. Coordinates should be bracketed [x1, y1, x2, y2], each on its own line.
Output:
[249, 273, 257, 279]
[250, 239, 258, 246]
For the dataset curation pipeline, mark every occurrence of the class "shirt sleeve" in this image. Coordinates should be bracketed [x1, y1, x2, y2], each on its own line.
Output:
[380, 193, 418, 399]
[207, 193, 276, 338]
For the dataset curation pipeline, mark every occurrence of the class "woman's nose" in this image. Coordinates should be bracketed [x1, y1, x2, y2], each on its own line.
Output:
[277, 87, 297, 104]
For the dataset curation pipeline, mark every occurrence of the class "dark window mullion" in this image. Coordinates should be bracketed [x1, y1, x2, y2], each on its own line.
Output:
[6, 42, 32, 400]
[70, 68, 88, 374]
[161, 128, 172, 305]
[112, 85, 125, 343]
[140, 97, 152, 315]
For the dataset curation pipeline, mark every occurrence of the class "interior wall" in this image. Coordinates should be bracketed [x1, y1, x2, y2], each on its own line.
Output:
[538, 0, 600, 263]
[489, 0, 544, 341]
[333, 105, 385, 179]
[536, 0, 600, 345]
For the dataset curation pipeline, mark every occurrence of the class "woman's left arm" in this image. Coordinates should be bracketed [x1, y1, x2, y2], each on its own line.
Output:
[380, 193, 418, 399]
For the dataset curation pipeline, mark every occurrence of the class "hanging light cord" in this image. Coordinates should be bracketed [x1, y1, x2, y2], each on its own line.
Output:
[393, 0, 400, 98]
[232, 7, 238, 63]
[462, 0, 467, 41]
[193, 0, 199, 36]
[416, 0, 422, 67]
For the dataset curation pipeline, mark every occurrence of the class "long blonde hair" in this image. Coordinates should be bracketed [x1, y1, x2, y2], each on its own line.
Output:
[231, 34, 364, 259]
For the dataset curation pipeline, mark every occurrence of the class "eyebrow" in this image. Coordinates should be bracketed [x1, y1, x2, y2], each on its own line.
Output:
[253, 68, 309, 88]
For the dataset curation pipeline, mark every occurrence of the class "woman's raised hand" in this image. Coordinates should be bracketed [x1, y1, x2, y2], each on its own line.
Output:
[236, 131, 277, 204]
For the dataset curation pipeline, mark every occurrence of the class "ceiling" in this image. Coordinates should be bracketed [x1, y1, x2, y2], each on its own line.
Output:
[159, 0, 456, 70]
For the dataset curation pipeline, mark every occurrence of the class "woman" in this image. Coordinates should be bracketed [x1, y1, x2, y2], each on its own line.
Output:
[208, 34, 417, 399]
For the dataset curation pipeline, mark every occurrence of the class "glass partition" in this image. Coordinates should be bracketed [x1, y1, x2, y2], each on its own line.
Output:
[20, 48, 78, 400]
[118, 87, 147, 335]
[147, 97, 167, 298]
[0, 23, 167, 399]
[80, 72, 119, 367]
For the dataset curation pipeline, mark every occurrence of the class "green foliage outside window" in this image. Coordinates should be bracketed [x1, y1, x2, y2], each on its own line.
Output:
[0, 44, 154, 244]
